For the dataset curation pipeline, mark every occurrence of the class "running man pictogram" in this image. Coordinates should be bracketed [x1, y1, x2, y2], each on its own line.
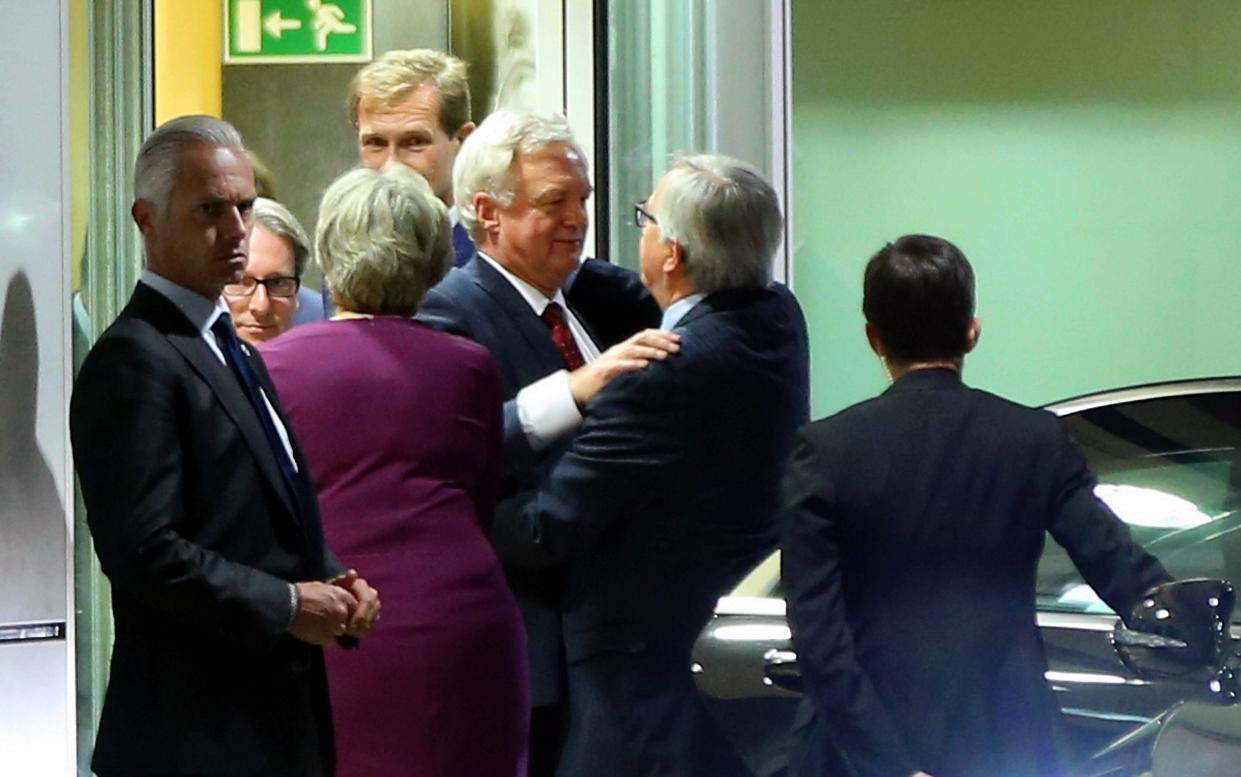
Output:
[307, 0, 356, 51]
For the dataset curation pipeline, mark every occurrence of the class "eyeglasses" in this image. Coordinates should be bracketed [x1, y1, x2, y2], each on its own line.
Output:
[222, 275, 300, 299]
[633, 202, 658, 229]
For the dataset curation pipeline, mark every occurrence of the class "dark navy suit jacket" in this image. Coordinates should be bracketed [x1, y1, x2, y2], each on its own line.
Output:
[781, 368, 1171, 777]
[451, 221, 476, 268]
[490, 284, 811, 777]
[70, 283, 343, 777]
[417, 254, 660, 705]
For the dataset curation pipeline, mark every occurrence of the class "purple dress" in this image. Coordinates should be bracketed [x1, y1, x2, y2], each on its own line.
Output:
[262, 317, 529, 777]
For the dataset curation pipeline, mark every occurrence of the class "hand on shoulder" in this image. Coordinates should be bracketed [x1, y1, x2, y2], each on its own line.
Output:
[568, 328, 681, 406]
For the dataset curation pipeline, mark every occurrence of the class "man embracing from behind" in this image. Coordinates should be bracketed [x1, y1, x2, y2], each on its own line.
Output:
[490, 154, 811, 777]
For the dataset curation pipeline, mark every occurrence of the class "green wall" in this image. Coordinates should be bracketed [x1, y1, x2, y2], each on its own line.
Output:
[793, 0, 1241, 416]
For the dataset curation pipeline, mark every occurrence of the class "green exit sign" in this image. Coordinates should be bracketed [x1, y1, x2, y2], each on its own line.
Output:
[224, 0, 372, 64]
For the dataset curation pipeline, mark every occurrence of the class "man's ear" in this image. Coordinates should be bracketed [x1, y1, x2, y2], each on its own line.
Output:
[964, 317, 982, 354]
[132, 199, 155, 234]
[865, 322, 887, 359]
[474, 192, 501, 235]
[454, 121, 476, 143]
[662, 239, 683, 274]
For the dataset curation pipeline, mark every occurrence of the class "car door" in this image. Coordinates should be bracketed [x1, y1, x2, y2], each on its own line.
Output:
[1037, 383, 1241, 766]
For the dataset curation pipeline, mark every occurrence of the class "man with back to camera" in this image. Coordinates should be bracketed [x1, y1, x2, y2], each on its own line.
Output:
[417, 109, 672, 775]
[487, 153, 811, 777]
[70, 115, 380, 777]
[781, 235, 1171, 777]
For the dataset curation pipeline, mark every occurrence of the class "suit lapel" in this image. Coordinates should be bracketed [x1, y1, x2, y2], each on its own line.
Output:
[164, 333, 299, 519]
[467, 257, 572, 373]
[128, 284, 300, 521]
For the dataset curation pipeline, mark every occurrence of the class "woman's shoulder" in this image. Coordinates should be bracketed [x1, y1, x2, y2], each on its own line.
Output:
[257, 319, 335, 359]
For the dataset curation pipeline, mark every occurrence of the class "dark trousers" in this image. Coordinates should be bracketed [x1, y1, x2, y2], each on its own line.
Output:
[529, 703, 567, 777]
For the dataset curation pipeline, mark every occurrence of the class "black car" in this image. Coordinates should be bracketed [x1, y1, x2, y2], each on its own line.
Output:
[692, 377, 1241, 777]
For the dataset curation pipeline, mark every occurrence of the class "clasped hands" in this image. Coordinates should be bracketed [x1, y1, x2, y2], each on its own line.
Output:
[289, 569, 381, 646]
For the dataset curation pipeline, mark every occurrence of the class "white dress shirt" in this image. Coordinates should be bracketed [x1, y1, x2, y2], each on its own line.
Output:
[476, 252, 601, 450]
[140, 269, 299, 470]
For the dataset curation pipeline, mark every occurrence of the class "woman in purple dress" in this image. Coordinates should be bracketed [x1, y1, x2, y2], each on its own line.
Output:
[261, 164, 529, 776]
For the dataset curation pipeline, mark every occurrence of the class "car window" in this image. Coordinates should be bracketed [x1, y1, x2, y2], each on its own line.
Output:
[1037, 390, 1241, 619]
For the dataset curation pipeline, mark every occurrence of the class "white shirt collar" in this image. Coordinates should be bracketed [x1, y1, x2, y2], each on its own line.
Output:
[476, 251, 569, 316]
[140, 269, 229, 334]
[660, 292, 707, 329]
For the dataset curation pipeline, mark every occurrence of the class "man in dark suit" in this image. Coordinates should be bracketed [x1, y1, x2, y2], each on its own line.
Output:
[417, 110, 668, 775]
[70, 116, 380, 777]
[488, 154, 811, 777]
[348, 48, 478, 267]
[781, 235, 1171, 777]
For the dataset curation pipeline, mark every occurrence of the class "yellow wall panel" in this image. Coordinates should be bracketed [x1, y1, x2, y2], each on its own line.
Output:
[155, 0, 222, 123]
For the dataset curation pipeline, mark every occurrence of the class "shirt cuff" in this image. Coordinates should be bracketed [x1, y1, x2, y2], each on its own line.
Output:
[516, 370, 583, 450]
[285, 583, 300, 631]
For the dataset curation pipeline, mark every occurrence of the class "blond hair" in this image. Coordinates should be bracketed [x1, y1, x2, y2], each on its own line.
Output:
[347, 49, 471, 135]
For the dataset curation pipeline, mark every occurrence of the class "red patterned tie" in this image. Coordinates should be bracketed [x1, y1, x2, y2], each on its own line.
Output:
[541, 302, 586, 371]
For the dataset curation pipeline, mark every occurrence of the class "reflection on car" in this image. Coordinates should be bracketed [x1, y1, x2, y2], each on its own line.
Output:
[692, 377, 1241, 777]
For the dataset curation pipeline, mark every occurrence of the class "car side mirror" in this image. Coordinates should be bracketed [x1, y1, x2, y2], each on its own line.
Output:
[1112, 579, 1235, 685]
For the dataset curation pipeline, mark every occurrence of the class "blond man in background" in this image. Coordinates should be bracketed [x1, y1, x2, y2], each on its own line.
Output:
[348, 48, 477, 267]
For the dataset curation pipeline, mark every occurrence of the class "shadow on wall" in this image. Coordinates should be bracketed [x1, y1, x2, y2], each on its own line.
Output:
[0, 270, 66, 623]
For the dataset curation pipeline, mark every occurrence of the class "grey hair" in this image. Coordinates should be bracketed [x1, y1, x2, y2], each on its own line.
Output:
[133, 115, 245, 216]
[453, 110, 588, 242]
[316, 164, 452, 316]
[652, 154, 781, 294]
[252, 198, 312, 277]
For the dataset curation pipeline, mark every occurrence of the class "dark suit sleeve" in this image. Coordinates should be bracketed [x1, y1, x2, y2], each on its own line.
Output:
[781, 431, 920, 777]
[471, 351, 506, 535]
[1045, 424, 1172, 621]
[70, 333, 295, 646]
[489, 366, 681, 566]
[501, 399, 538, 473]
[419, 283, 541, 473]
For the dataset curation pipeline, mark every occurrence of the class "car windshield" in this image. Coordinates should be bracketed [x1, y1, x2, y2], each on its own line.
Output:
[1036, 389, 1241, 620]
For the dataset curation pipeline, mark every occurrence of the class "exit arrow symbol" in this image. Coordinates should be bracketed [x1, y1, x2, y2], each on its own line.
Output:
[264, 10, 302, 39]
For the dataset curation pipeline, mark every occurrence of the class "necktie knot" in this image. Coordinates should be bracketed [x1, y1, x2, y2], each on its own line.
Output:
[541, 302, 586, 371]
[541, 301, 566, 328]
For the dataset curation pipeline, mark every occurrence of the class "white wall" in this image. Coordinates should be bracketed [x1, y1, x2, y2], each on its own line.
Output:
[0, 0, 74, 772]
